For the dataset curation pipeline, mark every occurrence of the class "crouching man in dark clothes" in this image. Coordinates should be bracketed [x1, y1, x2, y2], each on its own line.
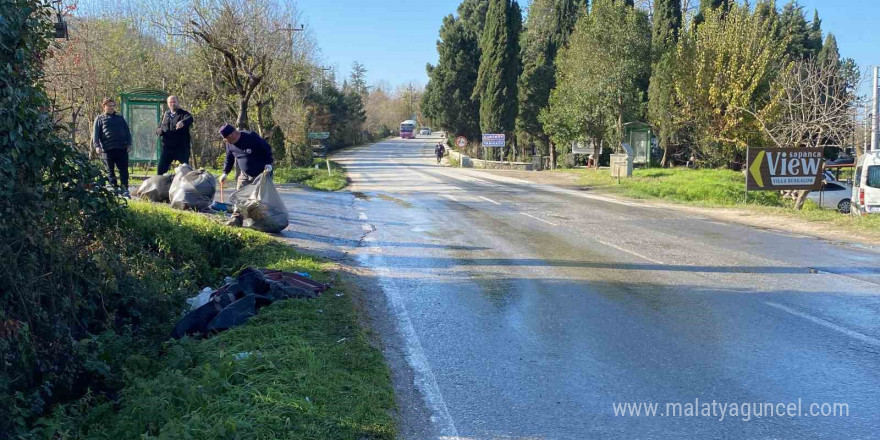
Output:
[93, 97, 132, 198]
[218, 124, 274, 227]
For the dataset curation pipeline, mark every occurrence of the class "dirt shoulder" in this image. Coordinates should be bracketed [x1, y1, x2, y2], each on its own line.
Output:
[470, 168, 880, 247]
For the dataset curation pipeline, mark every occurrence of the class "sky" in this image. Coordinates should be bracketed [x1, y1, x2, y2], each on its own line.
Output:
[297, 0, 880, 91]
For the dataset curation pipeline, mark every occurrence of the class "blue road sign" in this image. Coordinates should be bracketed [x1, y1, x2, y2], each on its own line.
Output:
[482, 133, 505, 147]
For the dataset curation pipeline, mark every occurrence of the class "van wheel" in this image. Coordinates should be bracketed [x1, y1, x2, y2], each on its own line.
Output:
[838, 199, 851, 214]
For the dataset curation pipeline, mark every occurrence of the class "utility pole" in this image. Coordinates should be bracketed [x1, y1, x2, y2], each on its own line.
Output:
[872, 66, 879, 152]
[278, 24, 305, 58]
[319, 66, 332, 95]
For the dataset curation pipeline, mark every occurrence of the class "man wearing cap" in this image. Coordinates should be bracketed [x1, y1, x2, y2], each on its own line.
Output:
[93, 97, 132, 198]
[155, 95, 194, 175]
[218, 124, 274, 227]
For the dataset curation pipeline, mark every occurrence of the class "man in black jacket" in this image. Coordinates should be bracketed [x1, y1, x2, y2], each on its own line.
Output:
[156, 95, 194, 175]
[93, 97, 132, 197]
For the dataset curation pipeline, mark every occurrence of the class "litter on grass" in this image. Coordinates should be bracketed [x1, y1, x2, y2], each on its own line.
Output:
[171, 267, 329, 339]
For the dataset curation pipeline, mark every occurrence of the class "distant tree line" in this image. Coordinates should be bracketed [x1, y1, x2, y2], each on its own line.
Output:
[422, 0, 861, 169]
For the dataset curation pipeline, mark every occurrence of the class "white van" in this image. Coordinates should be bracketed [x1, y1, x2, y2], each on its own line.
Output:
[851, 151, 880, 215]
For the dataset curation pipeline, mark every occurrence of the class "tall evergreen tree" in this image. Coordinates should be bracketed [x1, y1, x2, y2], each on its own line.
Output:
[817, 32, 839, 67]
[473, 0, 522, 139]
[648, 0, 682, 166]
[422, 0, 490, 139]
[807, 10, 824, 55]
[515, 0, 587, 159]
[349, 61, 369, 97]
[779, 1, 820, 60]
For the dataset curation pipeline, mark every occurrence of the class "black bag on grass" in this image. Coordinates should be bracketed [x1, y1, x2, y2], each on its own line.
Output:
[170, 165, 217, 212]
[136, 174, 174, 202]
[229, 172, 289, 233]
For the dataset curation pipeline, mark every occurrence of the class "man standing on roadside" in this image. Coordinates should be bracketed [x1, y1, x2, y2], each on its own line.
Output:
[156, 95, 194, 175]
[218, 124, 274, 227]
[93, 97, 132, 198]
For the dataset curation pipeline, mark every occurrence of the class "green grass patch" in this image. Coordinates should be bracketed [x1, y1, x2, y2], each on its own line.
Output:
[128, 161, 349, 192]
[274, 160, 349, 191]
[556, 167, 879, 237]
[34, 202, 395, 440]
[559, 167, 783, 206]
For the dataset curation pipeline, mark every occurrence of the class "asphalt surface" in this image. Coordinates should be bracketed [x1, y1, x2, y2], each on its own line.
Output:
[276, 136, 880, 440]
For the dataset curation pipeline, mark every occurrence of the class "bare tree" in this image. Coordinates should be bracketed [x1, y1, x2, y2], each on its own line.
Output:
[752, 56, 862, 209]
[166, 0, 295, 129]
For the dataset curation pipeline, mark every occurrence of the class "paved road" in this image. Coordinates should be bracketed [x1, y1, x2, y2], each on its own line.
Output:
[278, 137, 880, 440]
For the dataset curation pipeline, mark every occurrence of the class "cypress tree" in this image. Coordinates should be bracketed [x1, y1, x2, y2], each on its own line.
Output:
[648, 0, 682, 166]
[818, 33, 839, 67]
[422, 0, 490, 139]
[807, 10, 824, 56]
[473, 0, 522, 139]
[516, 0, 587, 158]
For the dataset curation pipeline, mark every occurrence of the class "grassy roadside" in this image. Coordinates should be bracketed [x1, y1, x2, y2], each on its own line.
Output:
[274, 159, 348, 191]
[556, 167, 880, 238]
[36, 202, 395, 439]
[129, 160, 349, 192]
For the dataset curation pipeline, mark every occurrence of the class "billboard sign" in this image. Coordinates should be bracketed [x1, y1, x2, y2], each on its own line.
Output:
[482, 133, 505, 147]
[572, 140, 592, 155]
[746, 147, 825, 191]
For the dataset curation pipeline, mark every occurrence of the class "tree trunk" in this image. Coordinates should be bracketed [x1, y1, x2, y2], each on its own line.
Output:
[617, 93, 624, 151]
[236, 97, 249, 130]
[550, 141, 556, 170]
[659, 127, 671, 167]
[794, 190, 810, 210]
[256, 101, 265, 137]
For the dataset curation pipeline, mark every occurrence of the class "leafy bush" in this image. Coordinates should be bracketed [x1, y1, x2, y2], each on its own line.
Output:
[25, 204, 395, 439]
[1, 1, 123, 435]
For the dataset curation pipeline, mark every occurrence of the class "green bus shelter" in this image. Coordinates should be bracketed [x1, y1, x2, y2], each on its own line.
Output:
[120, 88, 169, 164]
[623, 121, 654, 167]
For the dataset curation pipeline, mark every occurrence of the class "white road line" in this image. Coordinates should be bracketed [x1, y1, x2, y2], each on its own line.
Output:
[595, 239, 665, 265]
[520, 212, 558, 226]
[479, 196, 501, 205]
[357, 257, 459, 437]
[361, 223, 373, 233]
[765, 301, 880, 347]
[358, 212, 368, 221]
[443, 194, 458, 202]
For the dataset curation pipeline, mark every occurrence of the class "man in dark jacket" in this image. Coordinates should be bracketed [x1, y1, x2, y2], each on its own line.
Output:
[156, 95, 194, 175]
[93, 97, 132, 198]
[435, 143, 444, 164]
[218, 124, 274, 227]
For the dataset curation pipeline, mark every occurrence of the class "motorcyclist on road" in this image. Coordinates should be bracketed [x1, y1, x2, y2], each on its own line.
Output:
[435, 143, 444, 164]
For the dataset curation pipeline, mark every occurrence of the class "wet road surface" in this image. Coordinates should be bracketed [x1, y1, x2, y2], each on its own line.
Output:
[277, 137, 880, 440]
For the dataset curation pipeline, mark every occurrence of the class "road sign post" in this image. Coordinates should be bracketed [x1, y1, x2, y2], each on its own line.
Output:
[481, 133, 505, 147]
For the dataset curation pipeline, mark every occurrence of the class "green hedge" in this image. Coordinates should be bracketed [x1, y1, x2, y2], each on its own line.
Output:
[6, 203, 394, 439]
